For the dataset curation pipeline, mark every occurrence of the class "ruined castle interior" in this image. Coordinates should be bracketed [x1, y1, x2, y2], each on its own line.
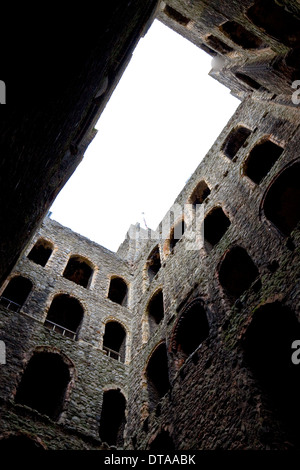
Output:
[1, 0, 300, 451]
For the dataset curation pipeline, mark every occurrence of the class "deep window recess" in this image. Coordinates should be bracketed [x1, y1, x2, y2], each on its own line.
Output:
[189, 180, 211, 209]
[222, 126, 252, 160]
[108, 277, 128, 307]
[0, 276, 32, 312]
[147, 289, 164, 335]
[27, 239, 53, 267]
[204, 206, 230, 250]
[44, 294, 84, 340]
[247, 0, 300, 47]
[147, 245, 161, 282]
[103, 321, 126, 363]
[244, 140, 283, 184]
[242, 302, 300, 446]
[263, 161, 300, 236]
[163, 5, 190, 26]
[206, 35, 234, 54]
[15, 352, 71, 420]
[219, 246, 259, 300]
[173, 299, 210, 361]
[219, 20, 264, 49]
[169, 220, 185, 252]
[146, 342, 170, 411]
[63, 255, 93, 288]
[99, 390, 126, 446]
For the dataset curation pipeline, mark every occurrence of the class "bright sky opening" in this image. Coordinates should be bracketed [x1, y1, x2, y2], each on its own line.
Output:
[50, 19, 240, 252]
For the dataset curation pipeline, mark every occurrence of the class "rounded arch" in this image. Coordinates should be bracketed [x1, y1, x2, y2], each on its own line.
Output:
[15, 346, 76, 421]
[145, 288, 164, 337]
[260, 159, 300, 237]
[188, 179, 211, 209]
[44, 293, 84, 340]
[99, 388, 127, 447]
[170, 298, 210, 368]
[27, 237, 54, 267]
[107, 275, 129, 307]
[63, 254, 94, 288]
[102, 320, 127, 363]
[144, 340, 170, 412]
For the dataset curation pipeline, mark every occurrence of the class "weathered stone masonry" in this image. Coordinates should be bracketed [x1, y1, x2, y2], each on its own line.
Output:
[1, 0, 300, 451]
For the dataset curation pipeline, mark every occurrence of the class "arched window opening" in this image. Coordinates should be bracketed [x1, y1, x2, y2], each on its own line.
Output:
[63, 255, 93, 288]
[149, 430, 175, 451]
[169, 220, 185, 252]
[27, 238, 53, 267]
[103, 321, 126, 363]
[15, 352, 71, 420]
[247, 0, 300, 47]
[219, 20, 264, 49]
[173, 300, 210, 364]
[147, 290, 164, 335]
[0, 434, 46, 450]
[147, 245, 161, 282]
[263, 161, 300, 236]
[44, 294, 84, 340]
[222, 126, 252, 160]
[108, 277, 128, 307]
[0, 276, 33, 312]
[235, 72, 262, 90]
[146, 343, 170, 411]
[242, 302, 300, 447]
[205, 35, 233, 55]
[219, 246, 259, 300]
[244, 140, 283, 184]
[204, 207, 230, 250]
[189, 180, 211, 209]
[99, 389, 126, 447]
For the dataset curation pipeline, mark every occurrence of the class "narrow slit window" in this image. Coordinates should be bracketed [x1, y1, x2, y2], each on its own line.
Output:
[147, 289, 164, 335]
[27, 239, 53, 267]
[63, 255, 93, 288]
[189, 180, 211, 209]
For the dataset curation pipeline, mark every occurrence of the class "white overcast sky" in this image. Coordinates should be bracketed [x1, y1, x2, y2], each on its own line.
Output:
[50, 19, 239, 252]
